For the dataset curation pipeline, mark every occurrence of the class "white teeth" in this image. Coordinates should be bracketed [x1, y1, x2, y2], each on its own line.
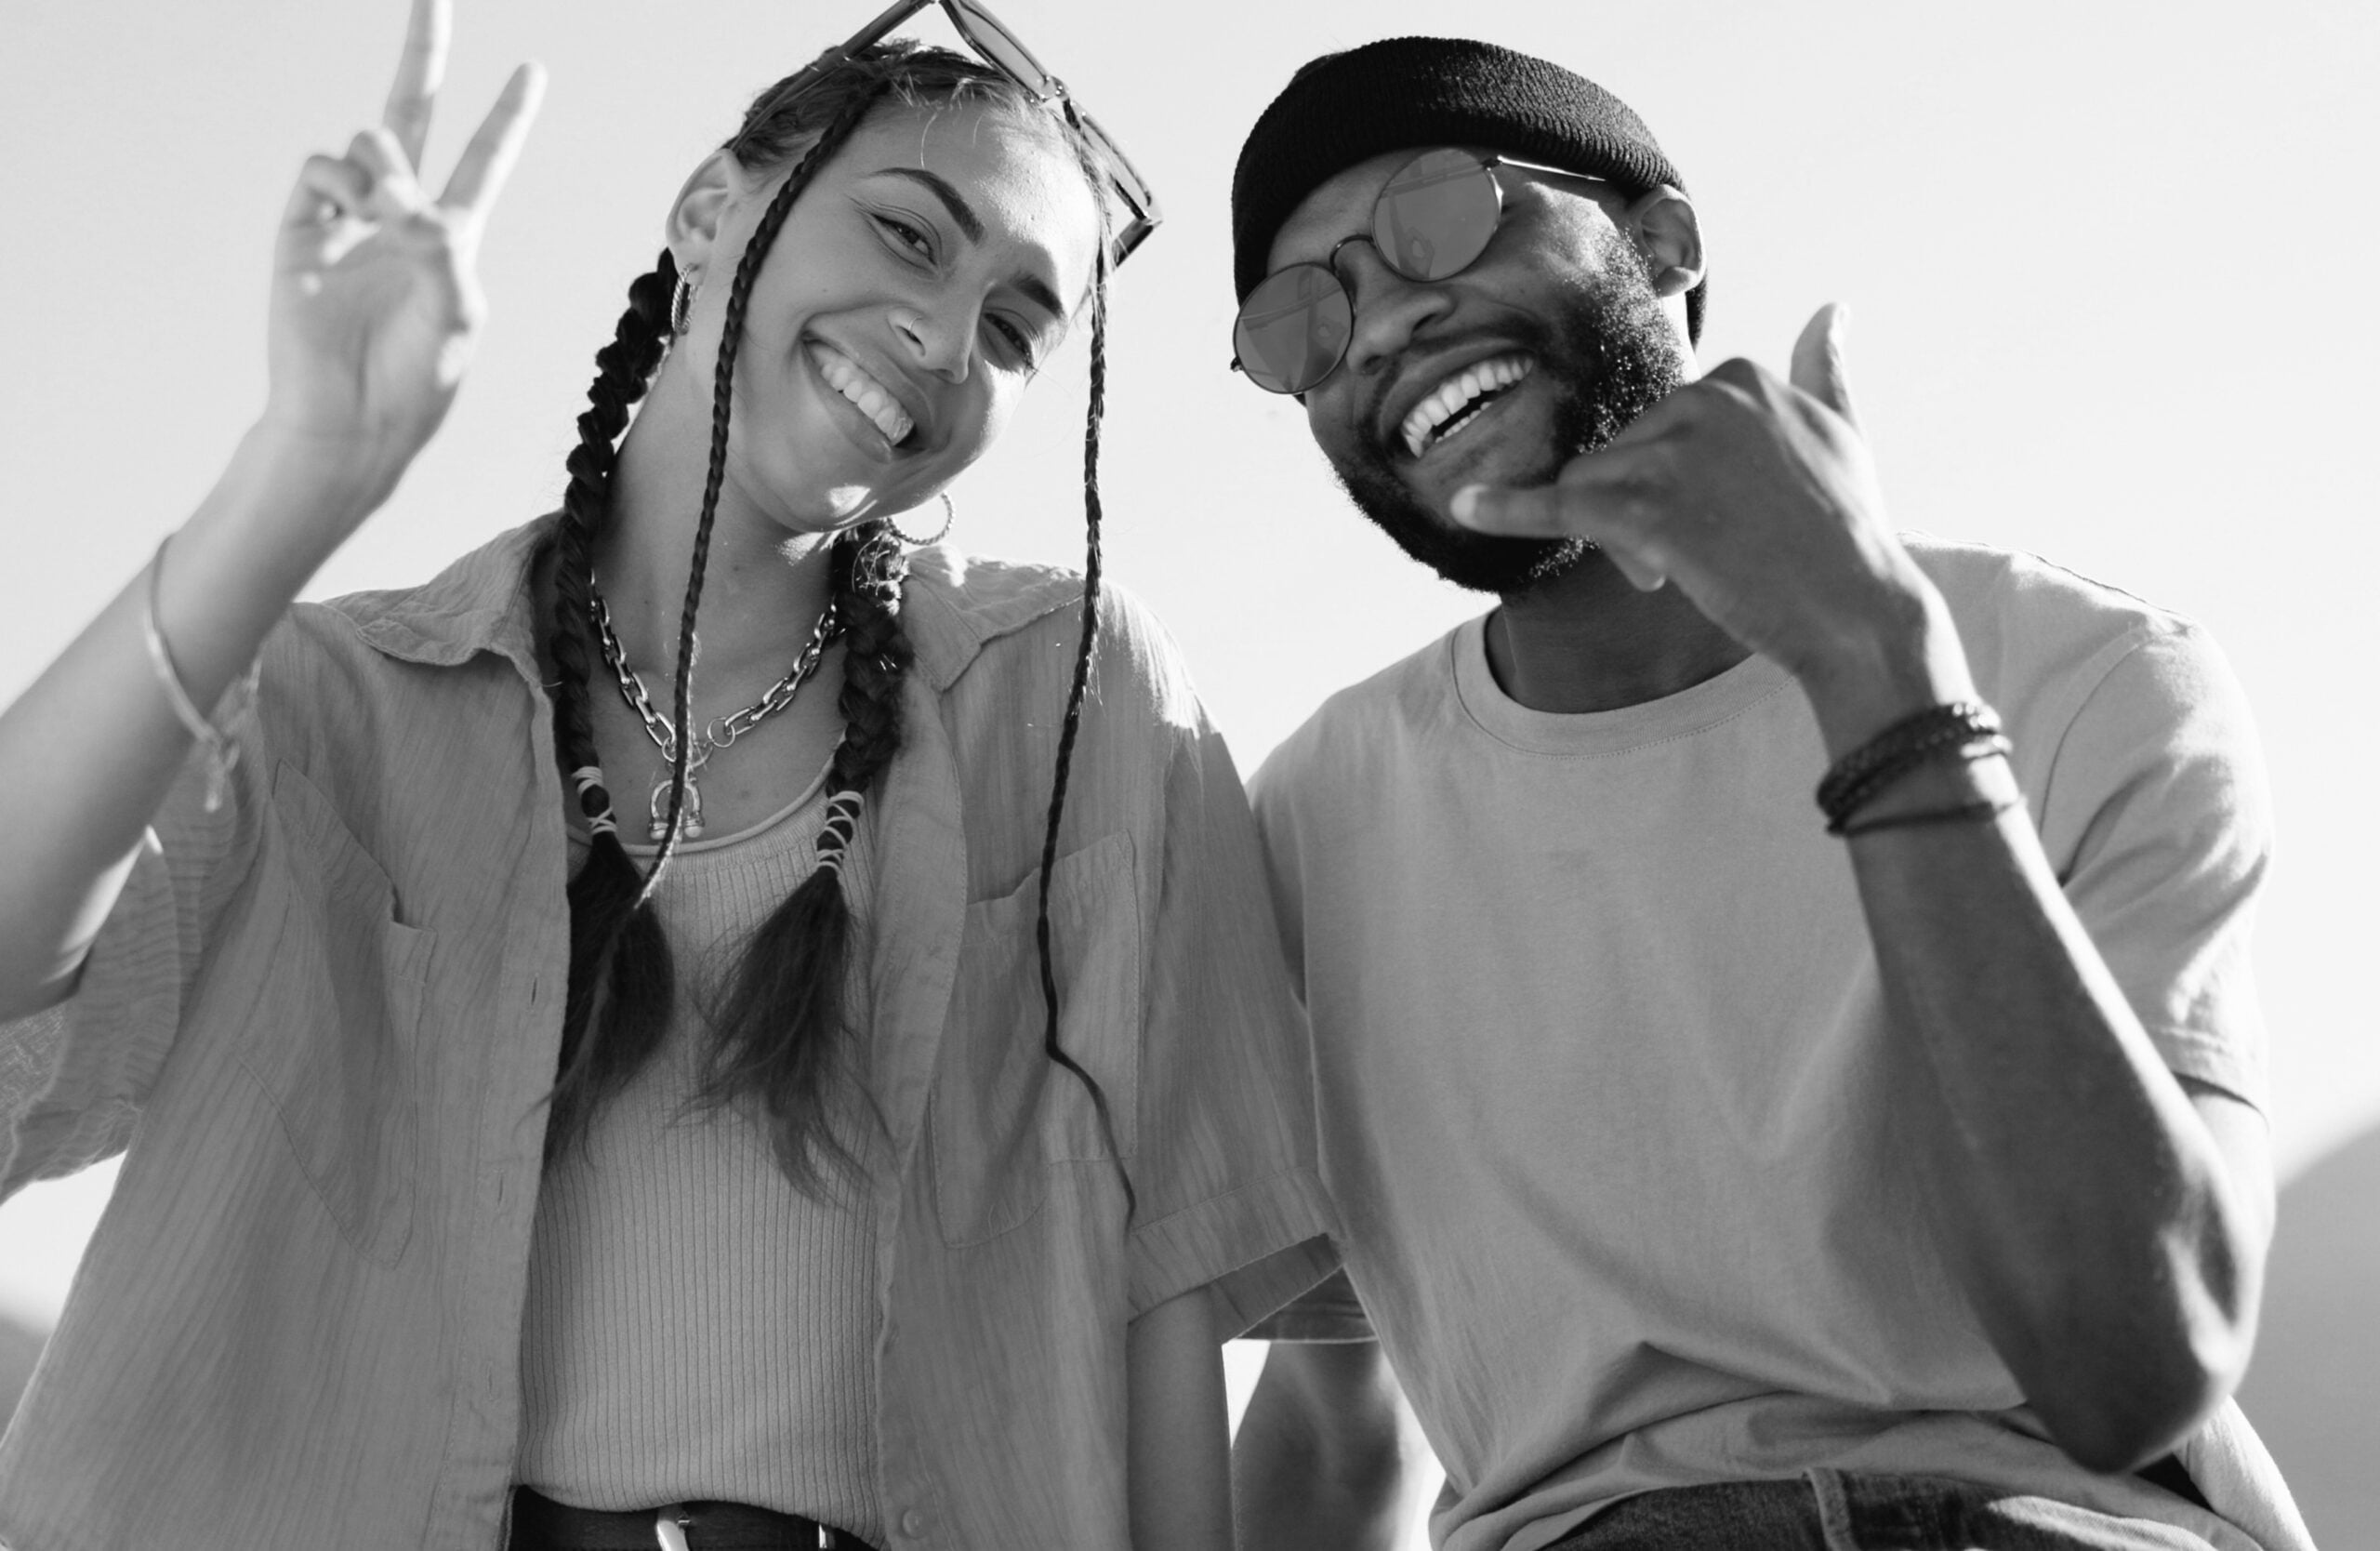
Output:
[810, 344, 916, 445]
[1400, 354, 1533, 459]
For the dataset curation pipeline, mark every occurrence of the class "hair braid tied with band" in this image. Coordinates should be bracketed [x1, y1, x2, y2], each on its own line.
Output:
[544, 249, 679, 1150]
[694, 521, 910, 1188]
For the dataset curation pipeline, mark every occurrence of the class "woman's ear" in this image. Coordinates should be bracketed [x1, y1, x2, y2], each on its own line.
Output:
[1628, 185, 1705, 298]
[667, 149, 747, 275]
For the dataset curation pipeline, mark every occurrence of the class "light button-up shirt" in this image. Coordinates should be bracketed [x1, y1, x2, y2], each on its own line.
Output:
[0, 519, 1335, 1549]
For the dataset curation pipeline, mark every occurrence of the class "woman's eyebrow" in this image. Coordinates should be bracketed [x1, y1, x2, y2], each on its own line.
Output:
[867, 166, 1066, 322]
[871, 166, 985, 243]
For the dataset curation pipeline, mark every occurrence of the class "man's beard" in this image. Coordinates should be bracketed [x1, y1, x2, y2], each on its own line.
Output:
[1328, 232, 1690, 596]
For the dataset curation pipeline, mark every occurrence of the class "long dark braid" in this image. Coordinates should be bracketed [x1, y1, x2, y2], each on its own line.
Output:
[641, 78, 892, 884]
[694, 522, 910, 1188]
[1031, 119, 1135, 1220]
[545, 250, 680, 1151]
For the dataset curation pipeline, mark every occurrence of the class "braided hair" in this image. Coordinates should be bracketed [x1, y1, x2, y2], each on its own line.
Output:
[546, 247, 678, 1149]
[543, 41, 1132, 1207]
[1033, 98, 1132, 1219]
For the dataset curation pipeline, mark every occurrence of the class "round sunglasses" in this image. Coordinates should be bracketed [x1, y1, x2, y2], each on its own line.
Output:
[1232, 148, 1614, 395]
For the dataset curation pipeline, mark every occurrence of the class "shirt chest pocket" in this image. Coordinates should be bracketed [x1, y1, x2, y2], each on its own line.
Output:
[930, 832, 1142, 1246]
[215, 762, 433, 1265]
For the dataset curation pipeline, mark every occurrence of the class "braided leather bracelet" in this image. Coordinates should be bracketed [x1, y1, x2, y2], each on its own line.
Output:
[1817, 701, 2010, 834]
[1836, 795, 2021, 837]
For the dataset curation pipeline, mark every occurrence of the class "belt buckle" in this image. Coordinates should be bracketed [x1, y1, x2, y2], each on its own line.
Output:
[654, 1506, 693, 1551]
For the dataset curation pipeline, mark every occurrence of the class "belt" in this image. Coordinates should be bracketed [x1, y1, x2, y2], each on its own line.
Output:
[508, 1486, 879, 1551]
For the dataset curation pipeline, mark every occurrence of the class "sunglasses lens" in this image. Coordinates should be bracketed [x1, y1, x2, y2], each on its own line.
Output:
[943, 0, 1055, 96]
[1236, 265, 1353, 394]
[1375, 149, 1501, 280]
[940, 3, 1158, 264]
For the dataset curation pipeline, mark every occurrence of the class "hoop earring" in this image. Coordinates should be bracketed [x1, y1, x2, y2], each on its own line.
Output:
[670, 266, 700, 336]
[887, 492, 957, 548]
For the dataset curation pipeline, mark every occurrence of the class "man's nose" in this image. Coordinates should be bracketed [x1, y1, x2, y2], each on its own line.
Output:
[1333, 241, 1454, 379]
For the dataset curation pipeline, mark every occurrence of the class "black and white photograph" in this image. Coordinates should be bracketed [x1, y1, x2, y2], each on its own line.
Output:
[1, 2, 2372, 1547]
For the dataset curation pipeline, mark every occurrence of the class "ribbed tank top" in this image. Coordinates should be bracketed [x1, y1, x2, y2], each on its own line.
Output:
[517, 775, 882, 1545]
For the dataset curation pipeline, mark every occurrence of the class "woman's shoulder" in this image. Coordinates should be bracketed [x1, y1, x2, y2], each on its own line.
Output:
[231, 519, 549, 774]
[901, 547, 1195, 720]
[901, 545, 1083, 648]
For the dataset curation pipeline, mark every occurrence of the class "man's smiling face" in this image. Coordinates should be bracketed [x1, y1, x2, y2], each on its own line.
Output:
[1265, 147, 1691, 593]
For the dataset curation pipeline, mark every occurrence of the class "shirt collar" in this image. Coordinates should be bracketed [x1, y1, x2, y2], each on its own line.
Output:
[338, 516, 1086, 693]
[341, 517, 550, 675]
[899, 547, 1086, 693]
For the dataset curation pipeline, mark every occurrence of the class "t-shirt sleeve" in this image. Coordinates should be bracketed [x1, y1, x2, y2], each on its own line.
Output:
[1238, 1266, 1378, 1342]
[1124, 711, 1340, 1332]
[1245, 743, 1311, 1006]
[2030, 623, 2272, 1110]
[1, 671, 265, 1197]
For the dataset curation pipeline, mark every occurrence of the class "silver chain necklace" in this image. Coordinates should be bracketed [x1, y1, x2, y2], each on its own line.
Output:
[588, 586, 842, 841]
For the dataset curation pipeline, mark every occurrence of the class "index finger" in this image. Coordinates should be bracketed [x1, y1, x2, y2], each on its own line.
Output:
[1449, 468, 1673, 591]
[382, 0, 450, 169]
[440, 62, 546, 219]
[1449, 442, 1658, 537]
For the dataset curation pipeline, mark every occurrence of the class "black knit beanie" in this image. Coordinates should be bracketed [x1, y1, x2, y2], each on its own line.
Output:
[1231, 35, 1705, 343]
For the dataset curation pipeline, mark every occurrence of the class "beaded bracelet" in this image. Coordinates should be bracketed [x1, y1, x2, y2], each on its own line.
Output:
[140, 533, 240, 814]
[1817, 701, 2009, 834]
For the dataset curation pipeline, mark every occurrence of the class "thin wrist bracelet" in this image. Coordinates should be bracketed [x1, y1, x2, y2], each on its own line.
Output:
[1837, 794, 2021, 838]
[1817, 701, 2009, 833]
[141, 532, 240, 813]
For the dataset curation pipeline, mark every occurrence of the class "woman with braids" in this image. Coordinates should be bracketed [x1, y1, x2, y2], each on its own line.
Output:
[0, 1, 1337, 1546]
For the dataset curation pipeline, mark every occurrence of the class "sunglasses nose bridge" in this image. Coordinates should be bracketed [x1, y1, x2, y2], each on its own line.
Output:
[1331, 255, 1462, 389]
[1326, 235, 1429, 317]
[1325, 232, 1376, 276]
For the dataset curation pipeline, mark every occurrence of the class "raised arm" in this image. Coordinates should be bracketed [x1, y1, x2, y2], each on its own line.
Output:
[0, 0, 539, 1019]
[1458, 306, 2273, 1471]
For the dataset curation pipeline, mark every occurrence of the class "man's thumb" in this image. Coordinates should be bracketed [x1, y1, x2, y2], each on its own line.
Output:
[1790, 303, 1858, 428]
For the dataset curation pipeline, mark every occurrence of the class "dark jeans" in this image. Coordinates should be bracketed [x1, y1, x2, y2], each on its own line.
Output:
[1543, 1472, 2218, 1551]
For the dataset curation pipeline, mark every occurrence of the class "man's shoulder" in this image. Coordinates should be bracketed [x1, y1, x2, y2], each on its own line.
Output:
[1255, 621, 1472, 801]
[1905, 534, 2216, 704]
[1908, 533, 2196, 634]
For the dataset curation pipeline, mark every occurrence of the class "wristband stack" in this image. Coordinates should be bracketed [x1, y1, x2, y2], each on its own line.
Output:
[1817, 701, 2014, 836]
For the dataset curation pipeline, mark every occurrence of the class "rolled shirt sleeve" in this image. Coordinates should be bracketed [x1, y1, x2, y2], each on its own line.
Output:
[3, 673, 264, 1196]
[1120, 668, 1338, 1330]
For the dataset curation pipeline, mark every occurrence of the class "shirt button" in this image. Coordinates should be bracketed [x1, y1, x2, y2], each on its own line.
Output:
[900, 1507, 927, 1538]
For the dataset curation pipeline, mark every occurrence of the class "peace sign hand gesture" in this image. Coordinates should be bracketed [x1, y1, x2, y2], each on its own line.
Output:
[263, 0, 543, 518]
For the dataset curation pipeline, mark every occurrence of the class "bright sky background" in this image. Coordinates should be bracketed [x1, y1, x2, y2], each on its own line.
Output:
[2, 1, 2374, 1486]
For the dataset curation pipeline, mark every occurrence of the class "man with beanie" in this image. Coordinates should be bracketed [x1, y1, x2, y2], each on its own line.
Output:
[1226, 35, 2309, 1551]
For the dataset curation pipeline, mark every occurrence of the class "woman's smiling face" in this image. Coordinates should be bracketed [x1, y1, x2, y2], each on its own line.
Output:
[672, 98, 1100, 532]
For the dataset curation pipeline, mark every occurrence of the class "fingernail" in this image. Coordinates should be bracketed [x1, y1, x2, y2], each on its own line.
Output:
[1450, 484, 1485, 524]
